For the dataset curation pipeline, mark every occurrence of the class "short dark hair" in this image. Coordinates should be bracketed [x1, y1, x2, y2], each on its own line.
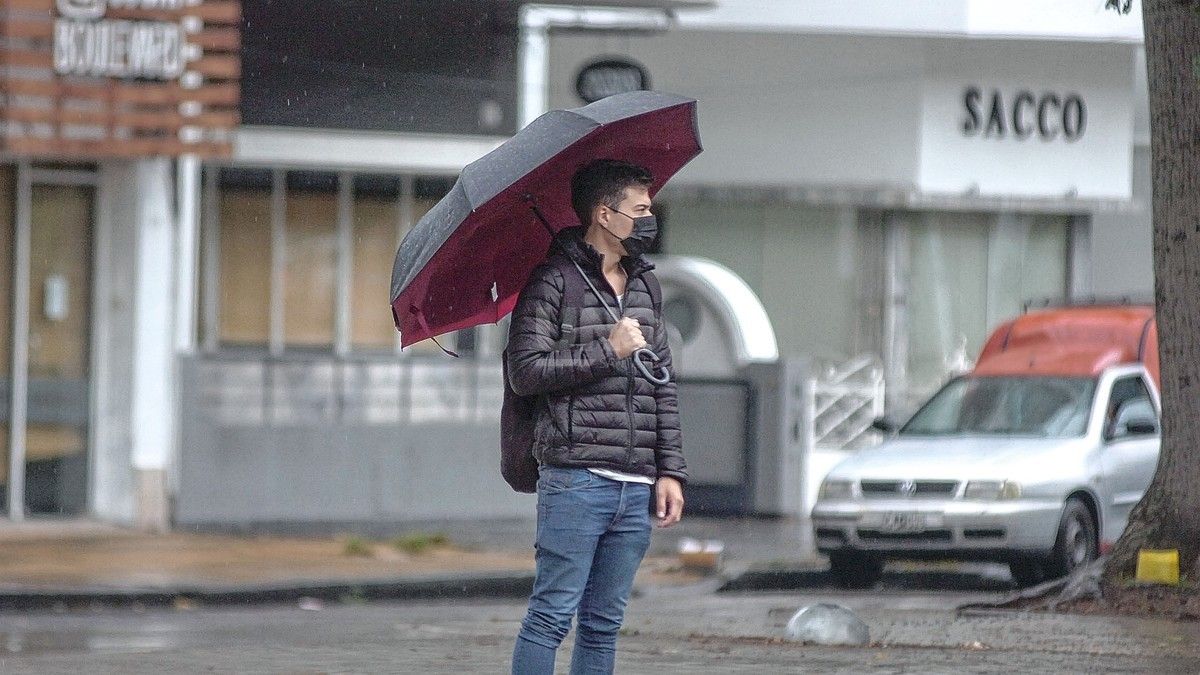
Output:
[570, 159, 654, 227]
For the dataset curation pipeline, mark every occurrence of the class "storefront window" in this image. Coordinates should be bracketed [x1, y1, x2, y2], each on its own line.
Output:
[905, 211, 1068, 405]
[352, 175, 402, 350]
[26, 183, 93, 515]
[987, 214, 1070, 323]
[662, 199, 861, 363]
[217, 170, 272, 345]
[284, 172, 338, 348]
[0, 166, 13, 507]
[205, 168, 462, 355]
[350, 176, 457, 353]
[905, 212, 991, 400]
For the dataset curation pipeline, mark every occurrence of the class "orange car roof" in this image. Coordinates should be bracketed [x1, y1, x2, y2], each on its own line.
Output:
[975, 306, 1158, 386]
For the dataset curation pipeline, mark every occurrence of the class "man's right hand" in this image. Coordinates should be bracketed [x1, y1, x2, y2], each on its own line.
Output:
[608, 317, 647, 359]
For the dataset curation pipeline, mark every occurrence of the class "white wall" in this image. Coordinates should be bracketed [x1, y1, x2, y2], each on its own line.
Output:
[677, 0, 1143, 42]
[1090, 146, 1153, 297]
[548, 31, 926, 189]
[963, 0, 1142, 42]
[91, 164, 138, 524]
[93, 159, 177, 529]
[548, 30, 1135, 201]
[128, 159, 177, 475]
[677, 0, 966, 35]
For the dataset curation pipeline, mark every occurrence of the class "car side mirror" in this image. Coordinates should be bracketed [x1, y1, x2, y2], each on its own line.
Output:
[1123, 417, 1159, 436]
[870, 417, 898, 434]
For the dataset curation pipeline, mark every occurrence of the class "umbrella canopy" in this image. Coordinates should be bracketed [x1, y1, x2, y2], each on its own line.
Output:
[390, 91, 702, 347]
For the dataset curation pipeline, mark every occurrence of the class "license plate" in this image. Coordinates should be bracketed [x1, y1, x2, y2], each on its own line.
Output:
[867, 512, 942, 533]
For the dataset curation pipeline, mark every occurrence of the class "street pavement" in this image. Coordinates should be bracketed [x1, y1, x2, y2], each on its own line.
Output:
[1, 518, 1198, 672]
[1, 589, 1198, 673]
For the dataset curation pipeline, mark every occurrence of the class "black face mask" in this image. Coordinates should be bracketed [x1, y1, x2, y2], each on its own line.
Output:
[608, 209, 658, 258]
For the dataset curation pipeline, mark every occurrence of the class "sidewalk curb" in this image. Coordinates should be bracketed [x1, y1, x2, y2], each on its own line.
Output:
[717, 568, 829, 592]
[955, 606, 1038, 619]
[0, 572, 535, 612]
[718, 567, 1018, 593]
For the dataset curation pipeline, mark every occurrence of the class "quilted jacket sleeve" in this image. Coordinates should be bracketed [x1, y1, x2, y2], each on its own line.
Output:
[650, 301, 687, 484]
[506, 263, 620, 397]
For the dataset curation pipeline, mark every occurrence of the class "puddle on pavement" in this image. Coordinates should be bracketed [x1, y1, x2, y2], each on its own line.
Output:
[1, 626, 183, 656]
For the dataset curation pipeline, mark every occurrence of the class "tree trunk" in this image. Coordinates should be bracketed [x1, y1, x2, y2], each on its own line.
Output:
[1103, 0, 1200, 588]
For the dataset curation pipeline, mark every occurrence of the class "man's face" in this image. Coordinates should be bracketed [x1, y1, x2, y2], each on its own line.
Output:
[600, 186, 652, 239]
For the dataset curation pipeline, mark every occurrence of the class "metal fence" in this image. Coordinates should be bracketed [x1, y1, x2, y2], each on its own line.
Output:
[175, 353, 525, 528]
[187, 355, 504, 428]
[807, 354, 886, 451]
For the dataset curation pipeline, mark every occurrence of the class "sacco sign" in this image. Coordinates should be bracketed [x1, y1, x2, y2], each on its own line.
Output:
[54, 0, 186, 79]
[961, 87, 1086, 142]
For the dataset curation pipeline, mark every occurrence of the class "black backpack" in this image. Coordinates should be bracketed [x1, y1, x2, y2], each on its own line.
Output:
[500, 258, 662, 493]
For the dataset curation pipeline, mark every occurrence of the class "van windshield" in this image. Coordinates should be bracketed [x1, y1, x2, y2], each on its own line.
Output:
[901, 376, 1096, 438]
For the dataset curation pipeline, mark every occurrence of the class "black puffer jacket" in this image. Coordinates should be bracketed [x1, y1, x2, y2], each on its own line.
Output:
[506, 228, 687, 484]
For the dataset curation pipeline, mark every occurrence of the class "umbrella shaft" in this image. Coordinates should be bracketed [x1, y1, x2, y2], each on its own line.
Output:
[570, 259, 669, 385]
[570, 259, 621, 324]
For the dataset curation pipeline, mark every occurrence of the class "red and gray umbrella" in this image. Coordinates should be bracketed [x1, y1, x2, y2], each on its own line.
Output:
[389, 91, 702, 348]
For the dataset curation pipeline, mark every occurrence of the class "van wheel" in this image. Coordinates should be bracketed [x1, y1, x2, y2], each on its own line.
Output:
[1046, 498, 1098, 579]
[1007, 558, 1046, 587]
[828, 552, 884, 589]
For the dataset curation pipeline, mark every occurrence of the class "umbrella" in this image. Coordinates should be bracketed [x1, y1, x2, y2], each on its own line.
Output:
[389, 90, 702, 352]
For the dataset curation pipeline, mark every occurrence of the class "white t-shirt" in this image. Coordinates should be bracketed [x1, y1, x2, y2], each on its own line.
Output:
[587, 292, 657, 486]
[589, 467, 656, 485]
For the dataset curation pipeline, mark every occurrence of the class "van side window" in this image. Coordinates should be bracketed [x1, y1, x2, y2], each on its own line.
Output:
[1105, 376, 1157, 440]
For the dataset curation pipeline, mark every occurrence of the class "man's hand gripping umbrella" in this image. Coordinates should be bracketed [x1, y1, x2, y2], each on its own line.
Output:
[527, 197, 671, 385]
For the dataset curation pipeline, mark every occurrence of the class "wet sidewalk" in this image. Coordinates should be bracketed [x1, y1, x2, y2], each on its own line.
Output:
[0, 516, 817, 610]
[0, 519, 535, 610]
[3, 588, 1199, 672]
[5, 520, 1199, 671]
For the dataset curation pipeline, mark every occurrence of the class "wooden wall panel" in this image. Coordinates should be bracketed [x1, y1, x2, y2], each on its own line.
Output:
[0, 0, 241, 158]
[218, 189, 270, 344]
[284, 191, 337, 347]
[351, 197, 399, 349]
[0, 166, 12, 378]
[26, 183, 92, 380]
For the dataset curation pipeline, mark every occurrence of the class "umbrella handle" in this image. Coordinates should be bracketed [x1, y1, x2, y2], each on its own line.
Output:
[633, 348, 671, 385]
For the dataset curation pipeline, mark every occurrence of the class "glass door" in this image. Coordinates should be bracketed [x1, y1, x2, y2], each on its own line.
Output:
[0, 167, 13, 515]
[2, 165, 95, 518]
[24, 181, 94, 515]
[903, 211, 1068, 408]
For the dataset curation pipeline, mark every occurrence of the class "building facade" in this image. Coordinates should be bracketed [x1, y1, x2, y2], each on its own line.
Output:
[0, 0, 241, 526]
[538, 0, 1150, 413]
[0, 0, 1153, 527]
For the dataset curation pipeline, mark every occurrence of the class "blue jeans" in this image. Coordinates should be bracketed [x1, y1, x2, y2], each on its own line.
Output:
[512, 467, 652, 675]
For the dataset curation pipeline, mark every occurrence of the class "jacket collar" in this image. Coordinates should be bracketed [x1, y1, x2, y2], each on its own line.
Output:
[552, 226, 655, 278]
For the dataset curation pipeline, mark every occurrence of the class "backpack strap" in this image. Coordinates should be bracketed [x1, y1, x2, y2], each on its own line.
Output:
[545, 256, 660, 347]
[549, 255, 587, 348]
[642, 270, 663, 315]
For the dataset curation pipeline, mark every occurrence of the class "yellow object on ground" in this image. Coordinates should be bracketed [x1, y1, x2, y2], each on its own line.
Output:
[1135, 548, 1180, 585]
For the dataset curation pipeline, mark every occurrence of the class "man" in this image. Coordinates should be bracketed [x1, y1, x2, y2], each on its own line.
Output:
[507, 159, 687, 674]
